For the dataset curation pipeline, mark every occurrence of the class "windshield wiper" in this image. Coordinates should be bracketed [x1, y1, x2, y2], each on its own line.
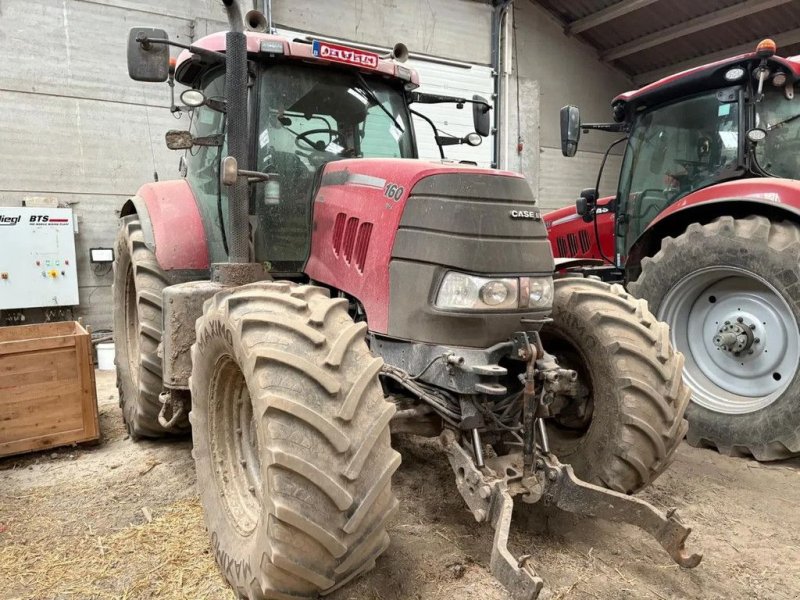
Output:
[354, 72, 404, 133]
[768, 112, 800, 130]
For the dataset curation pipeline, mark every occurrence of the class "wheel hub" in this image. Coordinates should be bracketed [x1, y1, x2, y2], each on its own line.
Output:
[712, 317, 756, 356]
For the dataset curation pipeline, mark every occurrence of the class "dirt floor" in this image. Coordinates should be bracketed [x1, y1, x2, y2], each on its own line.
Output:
[1, 370, 799, 600]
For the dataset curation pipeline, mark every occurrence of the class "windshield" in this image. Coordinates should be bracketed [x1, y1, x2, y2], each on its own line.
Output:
[618, 90, 740, 249]
[254, 63, 414, 272]
[754, 83, 800, 178]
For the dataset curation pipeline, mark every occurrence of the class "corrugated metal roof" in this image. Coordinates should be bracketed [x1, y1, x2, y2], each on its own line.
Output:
[531, 0, 800, 84]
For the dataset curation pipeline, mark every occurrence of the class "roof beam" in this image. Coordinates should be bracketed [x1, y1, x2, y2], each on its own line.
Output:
[566, 0, 659, 35]
[603, 0, 793, 62]
[633, 26, 800, 85]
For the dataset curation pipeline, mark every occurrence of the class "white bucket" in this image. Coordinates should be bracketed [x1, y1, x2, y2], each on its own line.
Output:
[97, 342, 116, 371]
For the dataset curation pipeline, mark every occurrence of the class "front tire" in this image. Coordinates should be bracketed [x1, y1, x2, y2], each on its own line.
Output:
[112, 215, 183, 438]
[540, 278, 690, 494]
[190, 281, 400, 599]
[629, 216, 800, 460]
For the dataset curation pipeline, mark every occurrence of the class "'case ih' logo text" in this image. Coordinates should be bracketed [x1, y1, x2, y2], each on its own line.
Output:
[312, 40, 379, 69]
[0, 215, 20, 226]
[510, 210, 540, 220]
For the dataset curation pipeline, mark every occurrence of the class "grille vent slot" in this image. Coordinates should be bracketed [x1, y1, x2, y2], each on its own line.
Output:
[342, 217, 359, 264]
[578, 230, 591, 254]
[332, 213, 347, 256]
[567, 233, 578, 256]
[556, 236, 568, 256]
[354, 223, 373, 273]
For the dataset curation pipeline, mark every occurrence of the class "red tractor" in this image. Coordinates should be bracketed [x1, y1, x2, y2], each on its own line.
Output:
[116, 2, 700, 598]
[547, 39, 800, 462]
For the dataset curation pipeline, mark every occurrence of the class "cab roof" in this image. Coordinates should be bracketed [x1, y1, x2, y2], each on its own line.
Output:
[612, 50, 800, 115]
[175, 31, 420, 89]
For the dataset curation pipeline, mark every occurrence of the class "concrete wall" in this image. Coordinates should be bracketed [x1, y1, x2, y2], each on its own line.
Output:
[0, 0, 630, 330]
[510, 2, 631, 210]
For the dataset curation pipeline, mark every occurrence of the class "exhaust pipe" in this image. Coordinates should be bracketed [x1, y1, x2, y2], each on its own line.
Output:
[384, 42, 409, 63]
[221, 0, 249, 264]
[244, 9, 269, 33]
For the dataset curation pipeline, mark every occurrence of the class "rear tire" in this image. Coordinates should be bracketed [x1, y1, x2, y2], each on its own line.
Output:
[541, 278, 690, 494]
[629, 216, 800, 460]
[190, 281, 400, 599]
[112, 215, 185, 438]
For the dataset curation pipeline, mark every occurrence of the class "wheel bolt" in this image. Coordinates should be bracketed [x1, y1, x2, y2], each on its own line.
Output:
[754, 338, 760, 344]
[248, 485, 256, 494]
[748, 350, 754, 355]
[750, 324, 756, 330]
[240, 459, 247, 466]
[737, 317, 744, 323]
[725, 321, 730, 325]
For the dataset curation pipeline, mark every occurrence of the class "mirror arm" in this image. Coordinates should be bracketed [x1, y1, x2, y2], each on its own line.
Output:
[435, 135, 461, 147]
[581, 122, 628, 133]
[409, 91, 492, 112]
[135, 35, 228, 65]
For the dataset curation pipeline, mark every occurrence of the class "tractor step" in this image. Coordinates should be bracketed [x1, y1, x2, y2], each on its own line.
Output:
[440, 429, 701, 600]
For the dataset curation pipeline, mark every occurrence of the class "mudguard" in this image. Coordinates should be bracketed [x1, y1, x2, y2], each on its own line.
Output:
[120, 180, 209, 271]
[627, 178, 800, 269]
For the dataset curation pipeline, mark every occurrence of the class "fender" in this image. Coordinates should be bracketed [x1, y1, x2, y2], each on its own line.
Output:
[120, 180, 210, 271]
[628, 178, 800, 271]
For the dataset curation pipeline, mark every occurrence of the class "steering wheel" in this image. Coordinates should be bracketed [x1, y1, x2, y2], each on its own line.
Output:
[295, 127, 341, 152]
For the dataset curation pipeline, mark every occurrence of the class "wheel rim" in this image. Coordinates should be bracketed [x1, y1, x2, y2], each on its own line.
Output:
[539, 332, 595, 454]
[659, 266, 799, 414]
[124, 265, 140, 381]
[209, 355, 263, 535]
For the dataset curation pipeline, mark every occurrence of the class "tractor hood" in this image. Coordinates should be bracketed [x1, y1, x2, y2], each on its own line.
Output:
[306, 159, 555, 345]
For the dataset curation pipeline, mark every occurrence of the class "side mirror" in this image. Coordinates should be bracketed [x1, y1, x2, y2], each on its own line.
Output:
[165, 130, 194, 150]
[560, 105, 581, 157]
[127, 27, 170, 82]
[472, 94, 491, 137]
[576, 188, 597, 223]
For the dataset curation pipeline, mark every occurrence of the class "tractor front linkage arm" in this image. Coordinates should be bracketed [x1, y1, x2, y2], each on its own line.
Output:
[440, 332, 702, 600]
[441, 431, 702, 599]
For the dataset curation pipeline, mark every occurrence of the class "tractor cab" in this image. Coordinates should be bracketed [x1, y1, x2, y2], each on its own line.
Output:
[549, 38, 800, 465]
[555, 38, 800, 264]
[160, 31, 489, 273]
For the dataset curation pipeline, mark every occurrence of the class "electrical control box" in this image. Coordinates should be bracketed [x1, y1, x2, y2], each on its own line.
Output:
[0, 207, 79, 310]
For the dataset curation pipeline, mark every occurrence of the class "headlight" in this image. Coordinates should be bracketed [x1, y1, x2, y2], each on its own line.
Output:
[525, 277, 554, 308]
[435, 272, 518, 310]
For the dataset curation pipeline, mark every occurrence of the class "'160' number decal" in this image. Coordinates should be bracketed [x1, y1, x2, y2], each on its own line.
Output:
[384, 183, 404, 201]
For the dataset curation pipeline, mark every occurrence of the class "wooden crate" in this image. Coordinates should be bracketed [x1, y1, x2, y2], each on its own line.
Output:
[0, 321, 99, 457]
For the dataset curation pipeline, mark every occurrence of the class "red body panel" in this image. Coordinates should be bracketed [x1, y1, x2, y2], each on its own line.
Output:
[648, 178, 800, 228]
[136, 180, 209, 271]
[305, 159, 524, 334]
[543, 197, 615, 261]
